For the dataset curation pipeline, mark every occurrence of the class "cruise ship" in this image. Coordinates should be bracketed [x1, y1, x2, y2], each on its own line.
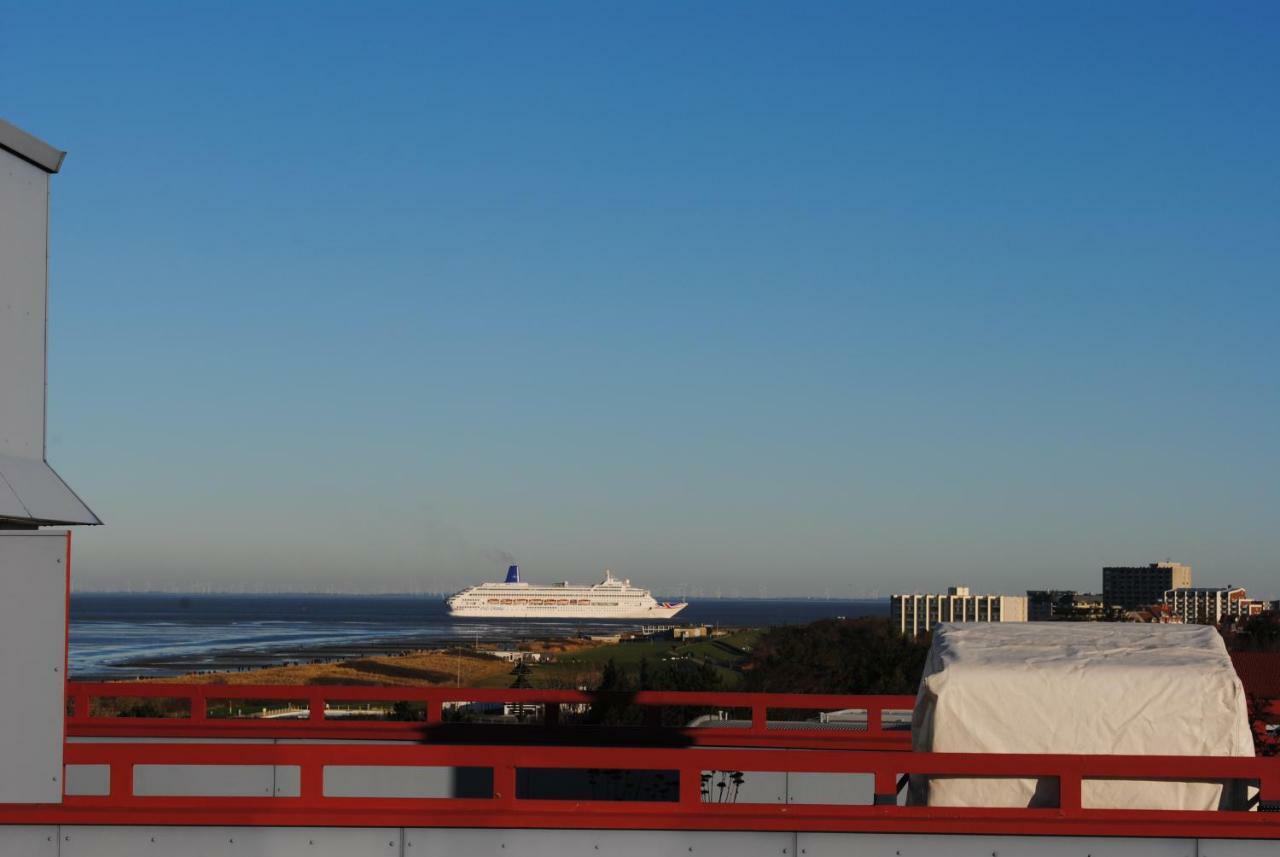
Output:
[446, 566, 688, 619]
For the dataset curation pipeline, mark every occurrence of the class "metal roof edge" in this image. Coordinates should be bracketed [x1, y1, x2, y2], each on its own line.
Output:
[0, 118, 66, 174]
[42, 458, 102, 525]
[0, 453, 100, 526]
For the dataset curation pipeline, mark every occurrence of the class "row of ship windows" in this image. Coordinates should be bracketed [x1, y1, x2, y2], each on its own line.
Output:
[492, 590, 643, 595]
[460, 599, 628, 607]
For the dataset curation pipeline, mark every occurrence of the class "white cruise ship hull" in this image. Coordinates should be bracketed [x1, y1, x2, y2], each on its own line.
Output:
[446, 566, 687, 620]
[448, 602, 687, 619]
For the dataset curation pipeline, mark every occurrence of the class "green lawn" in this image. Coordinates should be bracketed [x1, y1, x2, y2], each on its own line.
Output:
[526, 628, 763, 690]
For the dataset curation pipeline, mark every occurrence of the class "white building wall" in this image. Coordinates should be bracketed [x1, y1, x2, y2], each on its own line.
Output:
[0, 121, 98, 525]
[9, 825, 1267, 857]
[891, 590, 1029, 637]
[0, 531, 68, 804]
[1164, 587, 1247, 625]
[0, 152, 49, 460]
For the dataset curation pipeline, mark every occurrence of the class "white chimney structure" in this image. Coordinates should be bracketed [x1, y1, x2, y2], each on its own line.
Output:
[0, 118, 97, 804]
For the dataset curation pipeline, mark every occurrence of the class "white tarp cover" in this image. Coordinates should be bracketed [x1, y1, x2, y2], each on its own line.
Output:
[910, 622, 1254, 810]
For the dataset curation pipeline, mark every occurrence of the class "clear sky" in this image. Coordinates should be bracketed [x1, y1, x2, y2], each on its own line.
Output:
[4, 2, 1277, 596]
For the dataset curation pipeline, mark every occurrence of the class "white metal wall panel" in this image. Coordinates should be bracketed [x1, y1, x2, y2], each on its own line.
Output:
[699, 770, 876, 805]
[63, 765, 110, 796]
[1199, 842, 1280, 857]
[274, 765, 301, 797]
[133, 765, 292, 797]
[324, 765, 490, 798]
[0, 151, 48, 460]
[0, 531, 67, 804]
[786, 772, 876, 805]
[58, 826, 402, 857]
[406, 829, 793, 857]
[707, 769, 787, 804]
[798, 833, 1196, 857]
[26, 828, 1280, 857]
[0, 825, 58, 857]
[0, 465, 26, 521]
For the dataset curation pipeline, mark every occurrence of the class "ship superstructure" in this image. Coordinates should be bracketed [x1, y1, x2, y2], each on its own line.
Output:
[447, 566, 687, 619]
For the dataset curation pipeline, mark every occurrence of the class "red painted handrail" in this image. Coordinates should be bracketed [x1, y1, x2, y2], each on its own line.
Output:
[35, 682, 1279, 839]
[1, 740, 1274, 838]
[66, 682, 916, 749]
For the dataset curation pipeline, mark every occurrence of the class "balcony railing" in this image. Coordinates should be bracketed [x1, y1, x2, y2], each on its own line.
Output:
[65, 682, 917, 750]
[3, 683, 1279, 839]
[3, 739, 1275, 838]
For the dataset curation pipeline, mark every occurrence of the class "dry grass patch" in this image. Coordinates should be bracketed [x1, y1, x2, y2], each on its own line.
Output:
[130, 649, 514, 688]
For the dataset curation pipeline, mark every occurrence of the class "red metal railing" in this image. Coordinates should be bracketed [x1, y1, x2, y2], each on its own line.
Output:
[2, 741, 1276, 838]
[11, 682, 1272, 839]
[66, 682, 916, 750]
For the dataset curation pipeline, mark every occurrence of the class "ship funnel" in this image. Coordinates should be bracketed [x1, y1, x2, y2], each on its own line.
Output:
[505, 565, 520, 584]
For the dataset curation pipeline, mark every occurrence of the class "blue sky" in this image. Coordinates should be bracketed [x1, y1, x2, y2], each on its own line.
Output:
[4, 2, 1278, 596]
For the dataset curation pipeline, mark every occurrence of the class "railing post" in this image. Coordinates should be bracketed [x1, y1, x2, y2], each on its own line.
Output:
[866, 704, 882, 736]
[751, 703, 767, 733]
[109, 762, 132, 800]
[73, 691, 90, 722]
[191, 688, 207, 723]
[679, 766, 702, 807]
[309, 691, 325, 723]
[1258, 766, 1277, 808]
[426, 699, 443, 725]
[544, 702, 560, 728]
[493, 763, 516, 807]
[300, 760, 325, 806]
[873, 769, 898, 806]
[1058, 770, 1083, 814]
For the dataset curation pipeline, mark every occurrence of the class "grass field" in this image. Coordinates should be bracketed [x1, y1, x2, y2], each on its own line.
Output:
[122, 629, 765, 692]
[528, 629, 762, 689]
[138, 649, 516, 688]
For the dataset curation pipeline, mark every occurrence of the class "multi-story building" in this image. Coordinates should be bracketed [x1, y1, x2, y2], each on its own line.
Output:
[1058, 592, 1109, 621]
[891, 586, 1029, 638]
[1163, 586, 1260, 625]
[1027, 590, 1109, 621]
[1103, 562, 1192, 610]
[1027, 590, 1072, 621]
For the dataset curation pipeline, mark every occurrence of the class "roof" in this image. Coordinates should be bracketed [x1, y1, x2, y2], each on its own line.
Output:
[1230, 651, 1280, 700]
[0, 118, 94, 526]
[0, 118, 65, 174]
[0, 453, 101, 526]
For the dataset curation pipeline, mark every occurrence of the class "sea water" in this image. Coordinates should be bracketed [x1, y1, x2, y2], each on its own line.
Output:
[70, 593, 887, 679]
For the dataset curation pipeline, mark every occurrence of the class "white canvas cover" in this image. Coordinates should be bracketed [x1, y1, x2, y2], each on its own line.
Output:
[910, 622, 1254, 810]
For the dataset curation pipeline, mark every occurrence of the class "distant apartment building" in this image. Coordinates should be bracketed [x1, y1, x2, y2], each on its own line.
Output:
[1027, 590, 1109, 621]
[1059, 592, 1108, 621]
[891, 586, 1029, 638]
[1027, 590, 1071, 621]
[1103, 562, 1192, 610]
[1163, 586, 1262, 625]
